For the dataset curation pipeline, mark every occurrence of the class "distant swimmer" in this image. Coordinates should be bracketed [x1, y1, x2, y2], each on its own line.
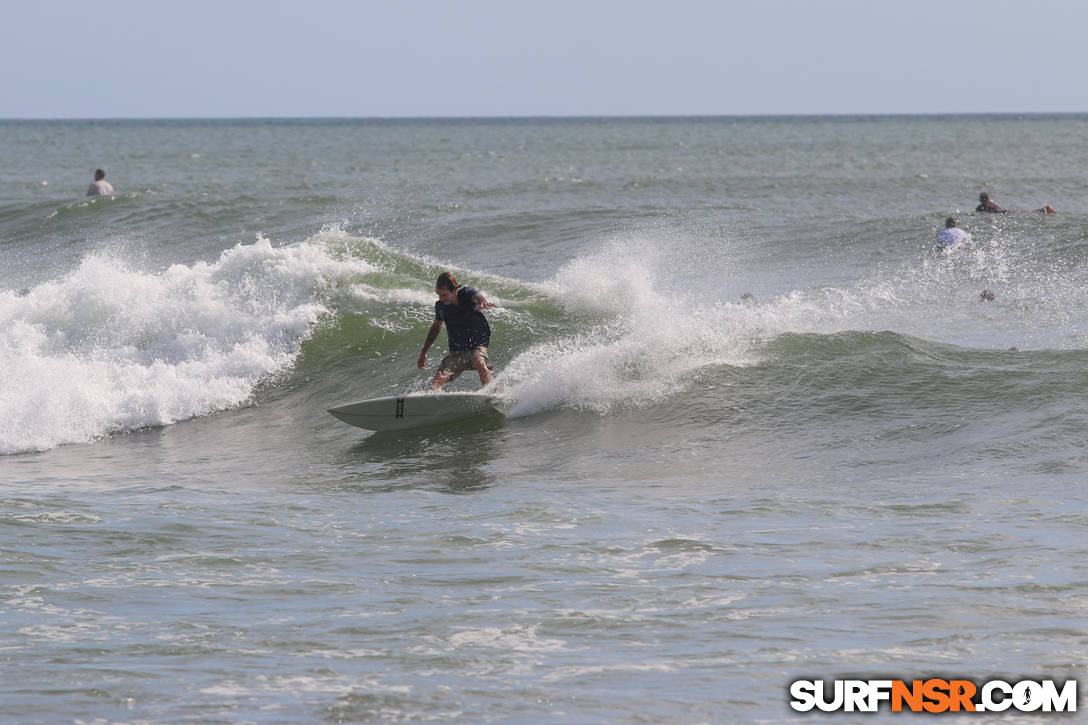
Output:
[418, 272, 495, 391]
[975, 192, 1004, 213]
[86, 168, 114, 196]
[976, 192, 1055, 214]
[936, 217, 968, 248]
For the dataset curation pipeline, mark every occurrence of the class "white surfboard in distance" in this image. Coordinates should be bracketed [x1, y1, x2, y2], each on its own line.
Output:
[328, 392, 501, 432]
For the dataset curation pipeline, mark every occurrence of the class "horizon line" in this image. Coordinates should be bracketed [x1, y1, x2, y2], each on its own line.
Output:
[2, 111, 1087, 123]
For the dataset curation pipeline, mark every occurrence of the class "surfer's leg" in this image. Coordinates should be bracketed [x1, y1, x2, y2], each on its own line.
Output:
[431, 369, 453, 390]
[472, 346, 492, 386]
[475, 365, 492, 386]
[433, 353, 465, 390]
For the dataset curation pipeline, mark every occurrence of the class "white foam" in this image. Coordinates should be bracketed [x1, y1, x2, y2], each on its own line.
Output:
[542, 661, 677, 683]
[496, 227, 1088, 417]
[446, 624, 570, 653]
[498, 237, 770, 417]
[0, 236, 375, 454]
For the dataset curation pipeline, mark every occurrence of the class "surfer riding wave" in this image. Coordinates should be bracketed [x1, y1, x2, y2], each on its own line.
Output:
[417, 272, 495, 391]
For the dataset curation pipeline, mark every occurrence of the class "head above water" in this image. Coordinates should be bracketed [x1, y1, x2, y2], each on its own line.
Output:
[94, 168, 106, 181]
[979, 192, 989, 202]
[435, 272, 459, 304]
[945, 217, 957, 228]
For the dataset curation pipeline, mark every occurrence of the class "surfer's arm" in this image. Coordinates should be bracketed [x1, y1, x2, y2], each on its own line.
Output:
[472, 292, 495, 310]
[418, 320, 443, 369]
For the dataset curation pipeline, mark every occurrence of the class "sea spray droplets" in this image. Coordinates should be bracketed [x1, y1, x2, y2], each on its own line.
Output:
[499, 238, 760, 417]
[0, 238, 375, 454]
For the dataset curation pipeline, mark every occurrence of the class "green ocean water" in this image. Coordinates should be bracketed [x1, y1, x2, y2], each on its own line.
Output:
[1, 117, 1086, 722]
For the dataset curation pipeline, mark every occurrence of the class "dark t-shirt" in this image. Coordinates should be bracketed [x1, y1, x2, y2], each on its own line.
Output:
[434, 286, 491, 351]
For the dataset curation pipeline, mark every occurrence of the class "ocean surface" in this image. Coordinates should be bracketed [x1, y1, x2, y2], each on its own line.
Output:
[1, 116, 1086, 723]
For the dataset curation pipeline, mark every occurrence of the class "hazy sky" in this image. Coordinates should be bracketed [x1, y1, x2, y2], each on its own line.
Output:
[3, 0, 1083, 118]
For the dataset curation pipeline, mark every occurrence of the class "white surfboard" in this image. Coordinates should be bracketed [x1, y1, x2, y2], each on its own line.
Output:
[328, 392, 501, 432]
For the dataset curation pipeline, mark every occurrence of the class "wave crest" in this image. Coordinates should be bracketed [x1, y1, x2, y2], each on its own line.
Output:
[0, 236, 374, 454]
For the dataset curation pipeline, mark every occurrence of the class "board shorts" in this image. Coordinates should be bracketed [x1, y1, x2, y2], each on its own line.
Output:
[438, 346, 488, 382]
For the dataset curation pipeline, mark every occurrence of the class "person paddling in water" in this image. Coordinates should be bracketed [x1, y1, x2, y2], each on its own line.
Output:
[418, 272, 495, 391]
[86, 168, 114, 196]
[976, 192, 1056, 214]
[936, 216, 968, 248]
